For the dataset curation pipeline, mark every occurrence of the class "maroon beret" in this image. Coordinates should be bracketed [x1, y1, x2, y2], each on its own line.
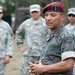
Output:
[43, 1, 64, 14]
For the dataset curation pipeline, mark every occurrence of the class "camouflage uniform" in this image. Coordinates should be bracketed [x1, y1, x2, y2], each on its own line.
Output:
[0, 20, 13, 75]
[65, 24, 75, 75]
[16, 17, 49, 75]
[40, 24, 75, 75]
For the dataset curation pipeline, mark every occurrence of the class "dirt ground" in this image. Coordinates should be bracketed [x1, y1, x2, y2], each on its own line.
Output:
[5, 39, 22, 75]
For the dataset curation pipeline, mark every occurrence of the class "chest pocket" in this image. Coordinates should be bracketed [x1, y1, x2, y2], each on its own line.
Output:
[46, 36, 62, 56]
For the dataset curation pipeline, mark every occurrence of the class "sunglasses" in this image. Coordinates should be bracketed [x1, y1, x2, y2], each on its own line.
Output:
[68, 14, 75, 17]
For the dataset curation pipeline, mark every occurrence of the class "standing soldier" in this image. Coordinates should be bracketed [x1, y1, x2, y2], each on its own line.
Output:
[0, 6, 13, 75]
[65, 7, 75, 75]
[16, 4, 49, 75]
[29, 2, 75, 75]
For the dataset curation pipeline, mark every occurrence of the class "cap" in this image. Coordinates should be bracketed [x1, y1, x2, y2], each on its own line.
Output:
[29, 4, 40, 12]
[67, 8, 75, 15]
[43, 1, 64, 14]
[0, 6, 3, 12]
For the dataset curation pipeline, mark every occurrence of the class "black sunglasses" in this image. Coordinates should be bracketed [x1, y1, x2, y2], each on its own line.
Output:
[68, 14, 75, 17]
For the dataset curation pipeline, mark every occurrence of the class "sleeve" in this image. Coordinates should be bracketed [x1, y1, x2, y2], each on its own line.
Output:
[16, 22, 25, 48]
[61, 34, 75, 60]
[6, 25, 14, 57]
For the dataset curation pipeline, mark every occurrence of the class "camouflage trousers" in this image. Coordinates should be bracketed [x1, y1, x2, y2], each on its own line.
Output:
[20, 56, 40, 75]
[0, 58, 5, 75]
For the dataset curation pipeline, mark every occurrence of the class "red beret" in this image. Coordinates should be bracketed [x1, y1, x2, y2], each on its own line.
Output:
[43, 1, 64, 14]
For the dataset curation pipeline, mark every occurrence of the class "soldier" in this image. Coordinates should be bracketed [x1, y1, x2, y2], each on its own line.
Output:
[0, 6, 13, 75]
[65, 7, 75, 75]
[29, 2, 75, 75]
[16, 4, 49, 75]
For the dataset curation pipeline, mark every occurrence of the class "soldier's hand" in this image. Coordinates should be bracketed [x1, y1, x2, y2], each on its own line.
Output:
[4, 55, 10, 64]
[20, 46, 26, 53]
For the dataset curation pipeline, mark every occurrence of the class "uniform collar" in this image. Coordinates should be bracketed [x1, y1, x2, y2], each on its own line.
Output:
[46, 24, 64, 41]
[53, 24, 64, 37]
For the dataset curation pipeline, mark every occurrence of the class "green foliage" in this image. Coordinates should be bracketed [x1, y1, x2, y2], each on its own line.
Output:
[0, 0, 16, 14]
[61, 0, 69, 13]
[0, 0, 74, 14]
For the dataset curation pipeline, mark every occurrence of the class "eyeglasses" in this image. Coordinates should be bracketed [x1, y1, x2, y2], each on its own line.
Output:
[68, 14, 75, 17]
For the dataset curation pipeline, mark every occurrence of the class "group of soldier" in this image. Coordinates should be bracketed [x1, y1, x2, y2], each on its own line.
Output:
[0, 1, 75, 75]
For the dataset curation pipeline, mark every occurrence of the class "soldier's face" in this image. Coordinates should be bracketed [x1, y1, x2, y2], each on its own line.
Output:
[68, 14, 75, 24]
[45, 11, 65, 32]
[30, 11, 41, 20]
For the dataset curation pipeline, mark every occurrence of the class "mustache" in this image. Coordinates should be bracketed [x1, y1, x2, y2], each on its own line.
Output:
[46, 21, 53, 24]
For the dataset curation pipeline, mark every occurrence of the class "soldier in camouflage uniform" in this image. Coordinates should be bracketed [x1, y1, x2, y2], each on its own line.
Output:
[0, 6, 13, 75]
[65, 8, 75, 75]
[29, 2, 75, 75]
[16, 4, 49, 75]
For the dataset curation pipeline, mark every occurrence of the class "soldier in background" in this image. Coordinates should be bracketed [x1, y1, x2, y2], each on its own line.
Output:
[65, 7, 75, 75]
[0, 6, 13, 75]
[16, 4, 49, 75]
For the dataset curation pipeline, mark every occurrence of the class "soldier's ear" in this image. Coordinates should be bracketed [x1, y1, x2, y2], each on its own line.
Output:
[61, 14, 65, 22]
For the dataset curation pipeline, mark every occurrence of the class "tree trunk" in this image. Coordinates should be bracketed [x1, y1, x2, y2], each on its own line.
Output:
[13, 0, 19, 34]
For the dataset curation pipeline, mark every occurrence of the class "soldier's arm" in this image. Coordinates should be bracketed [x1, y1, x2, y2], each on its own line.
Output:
[16, 22, 25, 48]
[6, 25, 13, 58]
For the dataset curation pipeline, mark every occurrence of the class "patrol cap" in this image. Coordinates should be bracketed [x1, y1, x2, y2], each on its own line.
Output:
[67, 8, 75, 15]
[0, 6, 3, 12]
[43, 1, 64, 14]
[29, 4, 40, 12]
